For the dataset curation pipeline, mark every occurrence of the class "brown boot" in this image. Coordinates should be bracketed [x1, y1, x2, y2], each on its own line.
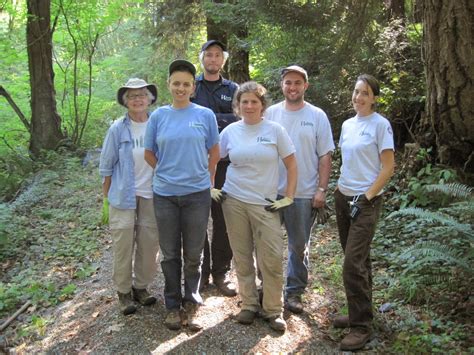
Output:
[117, 292, 137, 315]
[183, 302, 202, 332]
[333, 315, 350, 328]
[340, 328, 371, 351]
[132, 287, 156, 306]
[236, 310, 256, 325]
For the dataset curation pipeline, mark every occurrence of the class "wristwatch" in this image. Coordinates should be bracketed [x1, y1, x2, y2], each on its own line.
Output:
[317, 187, 327, 193]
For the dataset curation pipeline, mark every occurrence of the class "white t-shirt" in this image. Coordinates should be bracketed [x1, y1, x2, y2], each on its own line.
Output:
[265, 101, 335, 198]
[130, 120, 153, 198]
[338, 112, 394, 196]
[220, 119, 295, 205]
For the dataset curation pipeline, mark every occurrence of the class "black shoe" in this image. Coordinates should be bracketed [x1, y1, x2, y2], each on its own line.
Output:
[214, 277, 237, 297]
[285, 295, 303, 314]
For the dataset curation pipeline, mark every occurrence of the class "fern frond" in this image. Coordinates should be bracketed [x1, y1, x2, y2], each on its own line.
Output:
[400, 241, 472, 272]
[424, 183, 473, 199]
[389, 208, 472, 236]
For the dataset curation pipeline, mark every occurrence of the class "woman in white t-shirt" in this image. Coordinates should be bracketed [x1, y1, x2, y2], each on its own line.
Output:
[216, 81, 297, 332]
[333, 74, 395, 351]
[99, 78, 160, 315]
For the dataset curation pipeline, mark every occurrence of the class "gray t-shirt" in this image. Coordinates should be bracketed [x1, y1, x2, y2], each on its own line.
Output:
[220, 119, 295, 205]
[265, 102, 335, 198]
[338, 112, 394, 196]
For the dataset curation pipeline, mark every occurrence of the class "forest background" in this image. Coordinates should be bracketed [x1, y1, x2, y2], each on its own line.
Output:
[0, 0, 472, 353]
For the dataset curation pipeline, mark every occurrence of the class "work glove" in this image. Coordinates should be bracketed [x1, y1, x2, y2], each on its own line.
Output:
[264, 197, 294, 212]
[311, 205, 332, 225]
[101, 197, 109, 225]
[211, 188, 227, 203]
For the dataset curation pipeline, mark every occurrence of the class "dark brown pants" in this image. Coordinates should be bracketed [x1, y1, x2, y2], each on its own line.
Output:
[334, 189, 383, 330]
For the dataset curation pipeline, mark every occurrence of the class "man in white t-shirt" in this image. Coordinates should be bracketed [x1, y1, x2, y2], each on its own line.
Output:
[266, 65, 335, 313]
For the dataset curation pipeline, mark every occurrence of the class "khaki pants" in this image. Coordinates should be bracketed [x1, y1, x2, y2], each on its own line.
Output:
[109, 196, 159, 294]
[222, 196, 284, 318]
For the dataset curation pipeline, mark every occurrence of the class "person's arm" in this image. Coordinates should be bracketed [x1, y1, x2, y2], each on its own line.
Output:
[312, 152, 332, 208]
[365, 149, 395, 200]
[216, 112, 239, 131]
[282, 153, 297, 199]
[102, 176, 111, 197]
[208, 143, 220, 186]
[144, 149, 157, 169]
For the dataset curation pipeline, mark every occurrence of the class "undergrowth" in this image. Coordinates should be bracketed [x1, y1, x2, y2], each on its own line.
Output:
[0, 150, 103, 344]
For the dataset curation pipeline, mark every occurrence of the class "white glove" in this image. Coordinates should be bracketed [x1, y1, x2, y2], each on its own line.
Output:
[264, 197, 294, 212]
[211, 188, 227, 203]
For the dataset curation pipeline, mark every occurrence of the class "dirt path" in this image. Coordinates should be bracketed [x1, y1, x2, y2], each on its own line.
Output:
[20, 228, 350, 354]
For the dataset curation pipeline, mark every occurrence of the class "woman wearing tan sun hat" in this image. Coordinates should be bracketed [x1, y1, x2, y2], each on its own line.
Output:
[99, 78, 160, 315]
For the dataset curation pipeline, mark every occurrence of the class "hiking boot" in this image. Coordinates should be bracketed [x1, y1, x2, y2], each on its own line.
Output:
[213, 277, 237, 297]
[236, 310, 256, 325]
[132, 287, 156, 306]
[285, 295, 303, 314]
[183, 302, 202, 332]
[266, 315, 287, 332]
[117, 292, 137, 315]
[340, 328, 371, 351]
[164, 309, 182, 330]
[333, 315, 350, 328]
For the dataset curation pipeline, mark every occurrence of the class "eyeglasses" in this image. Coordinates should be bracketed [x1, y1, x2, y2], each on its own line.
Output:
[127, 93, 147, 100]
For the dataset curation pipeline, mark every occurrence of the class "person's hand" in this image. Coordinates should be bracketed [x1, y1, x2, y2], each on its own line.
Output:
[211, 188, 227, 203]
[101, 197, 109, 225]
[314, 205, 332, 225]
[264, 197, 294, 212]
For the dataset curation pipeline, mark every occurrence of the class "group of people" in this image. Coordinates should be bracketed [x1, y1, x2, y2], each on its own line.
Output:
[99, 39, 394, 351]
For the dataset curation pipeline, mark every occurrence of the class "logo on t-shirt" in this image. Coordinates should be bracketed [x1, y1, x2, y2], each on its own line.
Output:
[221, 94, 232, 101]
[359, 130, 370, 137]
[301, 121, 314, 127]
[189, 122, 205, 128]
[257, 137, 271, 143]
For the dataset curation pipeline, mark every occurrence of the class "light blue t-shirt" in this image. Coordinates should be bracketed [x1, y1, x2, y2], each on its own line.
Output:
[144, 103, 219, 196]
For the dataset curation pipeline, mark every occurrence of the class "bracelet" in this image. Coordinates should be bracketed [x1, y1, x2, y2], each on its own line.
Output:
[317, 187, 327, 193]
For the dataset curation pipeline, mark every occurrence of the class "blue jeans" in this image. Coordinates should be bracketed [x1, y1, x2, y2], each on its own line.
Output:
[153, 189, 211, 310]
[280, 197, 313, 298]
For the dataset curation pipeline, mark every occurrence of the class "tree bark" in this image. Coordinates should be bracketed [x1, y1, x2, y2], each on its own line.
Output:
[205, 0, 250, 83]
[423, 0, 474, 172]
[26, 0, 64, 157]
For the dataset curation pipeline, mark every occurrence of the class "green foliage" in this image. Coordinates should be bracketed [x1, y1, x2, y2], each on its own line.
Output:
[0, 152, 101, 318]
[393, 148, 458, 208]
[378, 182, 473, 306]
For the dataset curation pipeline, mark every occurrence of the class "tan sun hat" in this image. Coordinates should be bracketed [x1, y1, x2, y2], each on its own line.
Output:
[117, 78, 157, 107]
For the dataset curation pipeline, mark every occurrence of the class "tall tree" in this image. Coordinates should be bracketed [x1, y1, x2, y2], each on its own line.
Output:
[422, 0, 474, 172]
[26, 0, 64, 156]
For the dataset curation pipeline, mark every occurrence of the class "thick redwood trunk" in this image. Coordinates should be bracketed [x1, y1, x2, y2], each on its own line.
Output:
[423, 0, 474, 172]
[27, 0, 64, 157]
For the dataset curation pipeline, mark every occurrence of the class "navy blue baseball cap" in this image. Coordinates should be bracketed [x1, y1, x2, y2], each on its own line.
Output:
[201, 40, 226, 52]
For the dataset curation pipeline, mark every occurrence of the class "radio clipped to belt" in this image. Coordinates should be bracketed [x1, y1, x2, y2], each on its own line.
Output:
[349, 195, 361, 220]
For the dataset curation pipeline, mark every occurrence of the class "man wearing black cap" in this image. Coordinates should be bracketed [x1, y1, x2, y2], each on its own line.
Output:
[192, 40, 239, 297]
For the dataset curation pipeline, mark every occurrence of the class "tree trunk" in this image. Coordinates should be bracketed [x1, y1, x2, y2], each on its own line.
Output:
[423, 0, 474, 172]
[205, 0, 250, 84]
[228, 26, 250, 84]
[384, 0, 405, 21]
[26, 0, 64, 157]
